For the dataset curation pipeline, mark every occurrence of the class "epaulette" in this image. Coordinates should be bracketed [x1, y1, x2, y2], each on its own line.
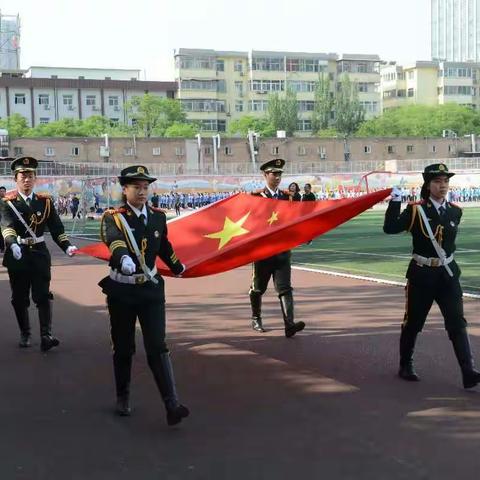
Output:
[149, 206, 166, 214]
[408, 199, 425, 206]
[102, 207, 125, 216]
[448, 202, 463, 210]
[3, 192, 17, 201]
[36, 193, 51, 199]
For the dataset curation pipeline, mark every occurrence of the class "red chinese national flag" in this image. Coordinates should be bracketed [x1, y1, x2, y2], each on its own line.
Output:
[78, 189, 391, 277]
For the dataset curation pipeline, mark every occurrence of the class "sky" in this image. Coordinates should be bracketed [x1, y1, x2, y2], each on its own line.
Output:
[3, 0, 431, 80]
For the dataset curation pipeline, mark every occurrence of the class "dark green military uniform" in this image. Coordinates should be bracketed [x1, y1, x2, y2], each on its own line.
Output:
[99, 165, 189, 425]
[0, 156, 71, 351]
[384, 163, 480, 388]
[249, 158, 305, 337]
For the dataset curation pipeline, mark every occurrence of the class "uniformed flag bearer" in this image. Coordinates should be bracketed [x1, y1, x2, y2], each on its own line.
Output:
[0, 156, 77, 351]
[249, 158, 306, 337]
[99, 165, 189, 425]
[384, 163, 480, 389]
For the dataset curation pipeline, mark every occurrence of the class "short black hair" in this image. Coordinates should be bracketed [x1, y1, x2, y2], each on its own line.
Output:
[305, 183, 312, 188]
[0, 186, 6, 190]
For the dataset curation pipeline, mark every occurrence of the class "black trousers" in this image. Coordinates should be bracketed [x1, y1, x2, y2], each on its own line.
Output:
[107, 298, 168, 357]
[8, 267, 51, 307]
[403, 269, 466, 335]
[250, 251, 292, 296]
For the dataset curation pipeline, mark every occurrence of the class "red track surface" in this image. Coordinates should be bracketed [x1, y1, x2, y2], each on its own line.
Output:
[0, 238, 479, 479]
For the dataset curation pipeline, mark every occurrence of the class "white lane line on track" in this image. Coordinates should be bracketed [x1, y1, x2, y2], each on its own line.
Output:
[292, 265, 480, 300]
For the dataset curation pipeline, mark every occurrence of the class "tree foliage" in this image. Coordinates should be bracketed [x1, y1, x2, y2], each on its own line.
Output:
[311, 73, 334, 133]
[0, 113, 29, 138]
[164, 122, 197, 138]
[126, 94, 186, 137]
[227, 115, 276, 137]
[356, 104, 480, 137]
[335, 75, 365, 137]
[267, 89, 298, 136]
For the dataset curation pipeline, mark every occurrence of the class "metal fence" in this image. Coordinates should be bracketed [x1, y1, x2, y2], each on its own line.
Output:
[1, 157, 480, 177]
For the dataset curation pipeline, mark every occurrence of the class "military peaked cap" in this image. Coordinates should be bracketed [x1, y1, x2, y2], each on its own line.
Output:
[260, 158, 285, 173]
[422, 163, 455, 181]
[11, 156, 38, 173]
[118, 165, 157, 185]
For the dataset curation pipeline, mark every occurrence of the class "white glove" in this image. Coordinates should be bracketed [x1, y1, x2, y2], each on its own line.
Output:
[120, 256, 136, 275]
[11, 243, 22, 260]
[175, 263, 186, 278]
[390, 186, 402, 202]
[66, 246, 78, 257]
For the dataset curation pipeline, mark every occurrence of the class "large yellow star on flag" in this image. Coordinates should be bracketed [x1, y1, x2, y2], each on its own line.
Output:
[267, 211, 279, 226]
[204, 212, 250, 250]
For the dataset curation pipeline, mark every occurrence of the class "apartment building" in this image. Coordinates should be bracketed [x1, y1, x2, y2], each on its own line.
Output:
[0, 67, 176, 127]
[175, 48, 381, 134]
[380, 60, 480, 111]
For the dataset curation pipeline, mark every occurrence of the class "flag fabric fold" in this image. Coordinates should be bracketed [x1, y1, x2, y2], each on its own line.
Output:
[78, 189, 391, 278]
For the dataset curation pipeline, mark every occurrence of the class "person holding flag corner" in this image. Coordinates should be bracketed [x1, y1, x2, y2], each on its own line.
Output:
[384, 163, 480, 389]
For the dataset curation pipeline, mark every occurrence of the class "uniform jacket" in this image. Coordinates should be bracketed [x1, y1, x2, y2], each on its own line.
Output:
[251, 187, 291, 263]
[0, 192, 71, 271]
[383, 199, 462, 280]
[98, 204, 183, 302]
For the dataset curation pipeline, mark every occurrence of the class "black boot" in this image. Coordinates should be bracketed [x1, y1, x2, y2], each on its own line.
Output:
[450, 329, 480, 389]
[250, 291, 265, 332]
[279, 292, 305, 338]
[12, 303, 31, 348]
[38, 300, 60, 352]
[398, 327, 420, 381]
[147, 352, 189, 426]
[113, 354, 132, 416]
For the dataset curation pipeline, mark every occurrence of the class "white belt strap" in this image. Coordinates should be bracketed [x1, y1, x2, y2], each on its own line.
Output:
[116, 213, 158, 285]
[18, 236, 45, 245]
[7, 200, 38, 241]
[412, 253, 453, 267]
[110, 266, 158, 285]
[417, 205, 454, 277]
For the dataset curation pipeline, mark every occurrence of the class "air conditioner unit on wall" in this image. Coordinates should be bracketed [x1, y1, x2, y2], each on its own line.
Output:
[113, 106, 120, 111]
[43, 105, 50, 110]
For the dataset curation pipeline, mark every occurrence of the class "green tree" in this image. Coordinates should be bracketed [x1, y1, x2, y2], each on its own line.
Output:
[0, 114, 29, 138]
[356, 104, 480, 137]
[267, 88, 298, 136]
[127, 94, 186, 137]
[227, 115, 276, 137]
[311, 73, 334, 133]
[164, 122, 197, 138]
[335, 75, 365, 137]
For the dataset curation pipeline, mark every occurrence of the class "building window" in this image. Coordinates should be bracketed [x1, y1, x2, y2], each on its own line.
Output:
[44, 147, 55, 156]
[318, 146, 327, 159]
[249, 100, 268, 112]
[364, 145, 372, 154]
[109, 118, 119, 126]
[251, 80, 284, 92]
[235, 81, 243, 96]
[407, 88, 414, 97]
[235, 101, 243, 112]
[430, 145, 437, 153]
[38, 94, 50, 105]
[225, 146, 232, 155]
[271, 146, 279, 155]
[124, 147, 134, 156]
[216, 59, 224, 72]
[175, 147, 184, 156]
[14, 93, 26, 104]
[86, 95, 96, 106]
[234, 60, 243, 72]
[297, 146, 307, 156]
[63, 95, 73, 106]
[408, 71, 414, 80]
[204, 146, 212, 155]
[387, 145, 395, 154]
[71, 147, 80, 156]
[152, 147, 161, 156]
[406, 145, 414, 153]
[108, 96, 119, 106]
[14, 146, 23, 156]
[448, 144, 456, 154]
[39, 118, 50, 124]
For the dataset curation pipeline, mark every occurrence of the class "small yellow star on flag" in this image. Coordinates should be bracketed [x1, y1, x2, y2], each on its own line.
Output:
[267, 211, 279, 226]
[204, 212, 250, 249]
